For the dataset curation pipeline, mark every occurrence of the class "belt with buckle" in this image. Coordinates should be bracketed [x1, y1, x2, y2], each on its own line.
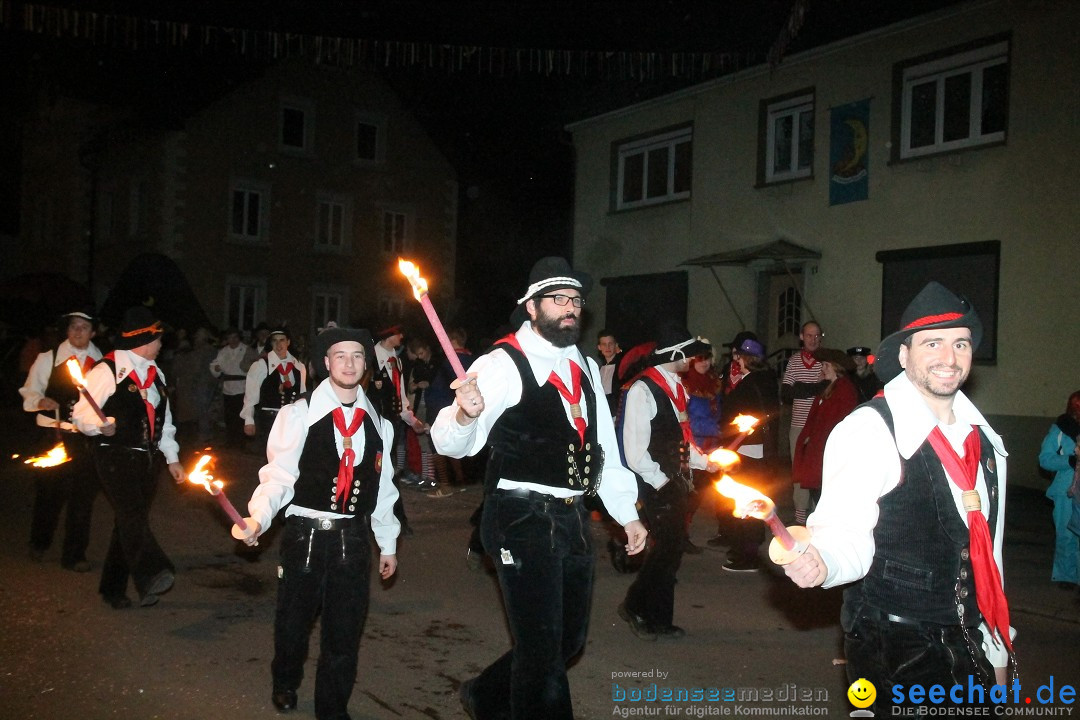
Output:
[289, 515, 364, 531]
[494, 487, 580, 506]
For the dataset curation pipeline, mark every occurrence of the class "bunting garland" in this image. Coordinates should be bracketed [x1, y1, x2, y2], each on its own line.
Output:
[1, 1, 759, 79]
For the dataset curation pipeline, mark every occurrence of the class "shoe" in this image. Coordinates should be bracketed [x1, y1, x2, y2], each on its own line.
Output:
[147, 569, 175, 596]
[459, 679, 478, 720]
[654, 624, 686, 640]
[139, 593, 160, 608]
[104, 594, 133, 610]
[706, 534, 729, 548]
[722, 558, 760, 573]
[466, 548, 484, 571]
[617, 602, 658, 641]
[63, 559, 93, 573]
[427, 486, 456, 498]
[272, 688, 298, 712]
[682, 539, 704, 555]
[28, 546, 46, 562]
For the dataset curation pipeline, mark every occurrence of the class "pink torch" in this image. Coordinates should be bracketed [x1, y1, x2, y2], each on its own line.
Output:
[188, 454, 248, 531]
[65, 357, 109, 424]
[398, 258, 471, 387]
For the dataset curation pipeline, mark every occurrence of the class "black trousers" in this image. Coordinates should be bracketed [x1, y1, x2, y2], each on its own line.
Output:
[273, 516, 372, 720]
[624, 479, 689, 628]
[92, 445, 173, 601]
[29, 432, 100, 565]
[843, 607, 995, 713]
[466, 490, 593, 720]
[223, 393, 245, 445]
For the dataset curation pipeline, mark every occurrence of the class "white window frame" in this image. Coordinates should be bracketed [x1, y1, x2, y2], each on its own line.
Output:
[280, 97, 314, 154]
[315, 192, 351, 251]
[312, 286, 349, 331]
[899, 40, 1008, 159]
[764, 94, 814, 183]
[229, 178, 271, 244]
[354, 112, 386, 165]
[615, 126, 692, 210]
[380, 207, 412, 255]
[224, 276, 267, 335]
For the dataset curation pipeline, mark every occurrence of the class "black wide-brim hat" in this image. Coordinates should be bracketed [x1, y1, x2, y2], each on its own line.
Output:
[646, 324, 711, 367]
[874, 281, 982, 382]
[114, 306, 164, 350]
[510, 256, 593, 326]
[313, 327, 375, 366]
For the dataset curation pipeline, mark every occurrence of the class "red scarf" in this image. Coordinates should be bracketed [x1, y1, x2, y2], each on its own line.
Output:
[644, 367, 693, 445]
[80, 355, 95, 374]
[800, 350, 817, 369]
[386, 357, 401, 398]
[926, 426, 1013, 653]
[276, 362, 295, 388]
[130, 366, 158, 440]
[332, 406, 366, 504]
[546, 361, 586, 447]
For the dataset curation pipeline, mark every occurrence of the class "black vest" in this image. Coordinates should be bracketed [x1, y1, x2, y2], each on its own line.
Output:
[484, 340, 602, 496]
[843, 398, 999, 626]
[38, 348, 87, 424]
[292, 407, 382, 516]
[638, 375, 691, 486]
[257, 356, 302, 411]
[367, 359, 402, 420]
[98, 356, 168, 451]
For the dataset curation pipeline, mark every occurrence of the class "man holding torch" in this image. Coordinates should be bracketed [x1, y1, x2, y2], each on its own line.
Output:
[230, 326, 399, 719]
[431, 256, 647, 720]
[19, 307, 103, 571]
[72, 307, 185, 609]
[782, 282, 1013, 709]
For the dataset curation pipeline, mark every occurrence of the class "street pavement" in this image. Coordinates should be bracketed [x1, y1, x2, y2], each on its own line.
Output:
[1, 414, 1078, 719]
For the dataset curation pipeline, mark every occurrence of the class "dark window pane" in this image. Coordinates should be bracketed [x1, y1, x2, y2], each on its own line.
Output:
[646, 146, 669, 198]
[981, 62, 1008, 135]
[798, 109, 814, 170]
[357, 123, 378, 160]
[673, 140, 692, 194]
[773, 115, 793, 173]
[231, 191, 245, 234]
[943, 73, 972, 143]
[282, 107, 305, 148]
[909, 81, 937, 148]
[622, 153, 643, 203]
[246, 193, 260, 236]
[318, 204, 330, 244]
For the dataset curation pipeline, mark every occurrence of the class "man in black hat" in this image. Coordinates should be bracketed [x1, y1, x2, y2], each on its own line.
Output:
[431, 256, 647, 720]
[847, 346, 883, 403]
[72, 306, 185, 609]
[617, 326, 718, 640]
[19, 307, 103, 571]
[782, 282, 1013, 708]
[241, 325, 307, 448]
[231, 326, 399, 719]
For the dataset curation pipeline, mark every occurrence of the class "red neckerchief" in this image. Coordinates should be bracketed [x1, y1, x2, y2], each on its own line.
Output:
[276, 361, 295, 388]
[386, 356, 402, 399]
[130, 365, 158, 439]
[800, 350, 816, 369]
[547, 361, 586, 447]
[643, 367, 693, 444]
[926, 426, 1013, 653]
[79, 355, 95, 374]
[332, 406, 366, 504]
[725, 359, 744, 394]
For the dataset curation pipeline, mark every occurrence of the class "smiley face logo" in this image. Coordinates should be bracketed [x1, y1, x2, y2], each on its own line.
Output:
[847, 678, 876, 709]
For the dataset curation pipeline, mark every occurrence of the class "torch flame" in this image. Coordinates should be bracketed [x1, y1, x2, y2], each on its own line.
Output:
[65, 357, 88, 387]
[731, 414, 759, 434]
[187, 454, 224, 494]
[24, 442, 71, 468]
[714, 474, 775, 520]
[397, 258, 428, 301]
[707, 447, 742, 469]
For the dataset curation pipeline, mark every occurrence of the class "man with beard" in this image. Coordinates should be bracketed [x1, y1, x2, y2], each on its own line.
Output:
[431, 256, 647, 720]
[231, 327, 399, 719]
[782, 282, 1013, 711]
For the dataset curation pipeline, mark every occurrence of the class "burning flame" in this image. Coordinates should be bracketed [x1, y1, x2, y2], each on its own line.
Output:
[714, 475, 775, 520]
[65, 357, 88, 387]
[24, 442, 71, 468]
[187, 454, 224, 494]
[397, 258, 428, 301]
[707, 447, 741, 469]
[731, 414, 759, 434]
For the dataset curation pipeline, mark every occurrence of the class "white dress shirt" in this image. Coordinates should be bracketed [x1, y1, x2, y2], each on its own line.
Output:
[19, 340, 102, 430]
[241, 352, 307, 423]
[246, 379, 400, 555]
[210, 344, 252, 396]
[807, 371, 1010, 665]
[430, 321, 640, 527]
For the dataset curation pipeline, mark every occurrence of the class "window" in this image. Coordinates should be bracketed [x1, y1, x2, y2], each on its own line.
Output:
[355, 114, 385, 163]
[760, 91, 814, 184]
[229, 180, 270, 242]
[896, 38, 1008, 159]
[313, 291, 344, 330]
[129, 181, 148, 237]
[382, 211, 409, 254]
[615, 126, 692, 210]
[280, 98, 314, 153]
[776, 286, 802, 338]
[224, 277, 266, 335]
[315, 194, 349, 250]
[378, 297, 405, 321]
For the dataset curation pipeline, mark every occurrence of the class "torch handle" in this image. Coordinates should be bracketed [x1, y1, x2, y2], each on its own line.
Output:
[77, 386, 109, 425]
[419, 294, 468, 381]
[213, 489, 248, 530]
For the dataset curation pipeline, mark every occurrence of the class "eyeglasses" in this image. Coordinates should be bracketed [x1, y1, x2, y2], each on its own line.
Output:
[538, 294, 585, 308]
